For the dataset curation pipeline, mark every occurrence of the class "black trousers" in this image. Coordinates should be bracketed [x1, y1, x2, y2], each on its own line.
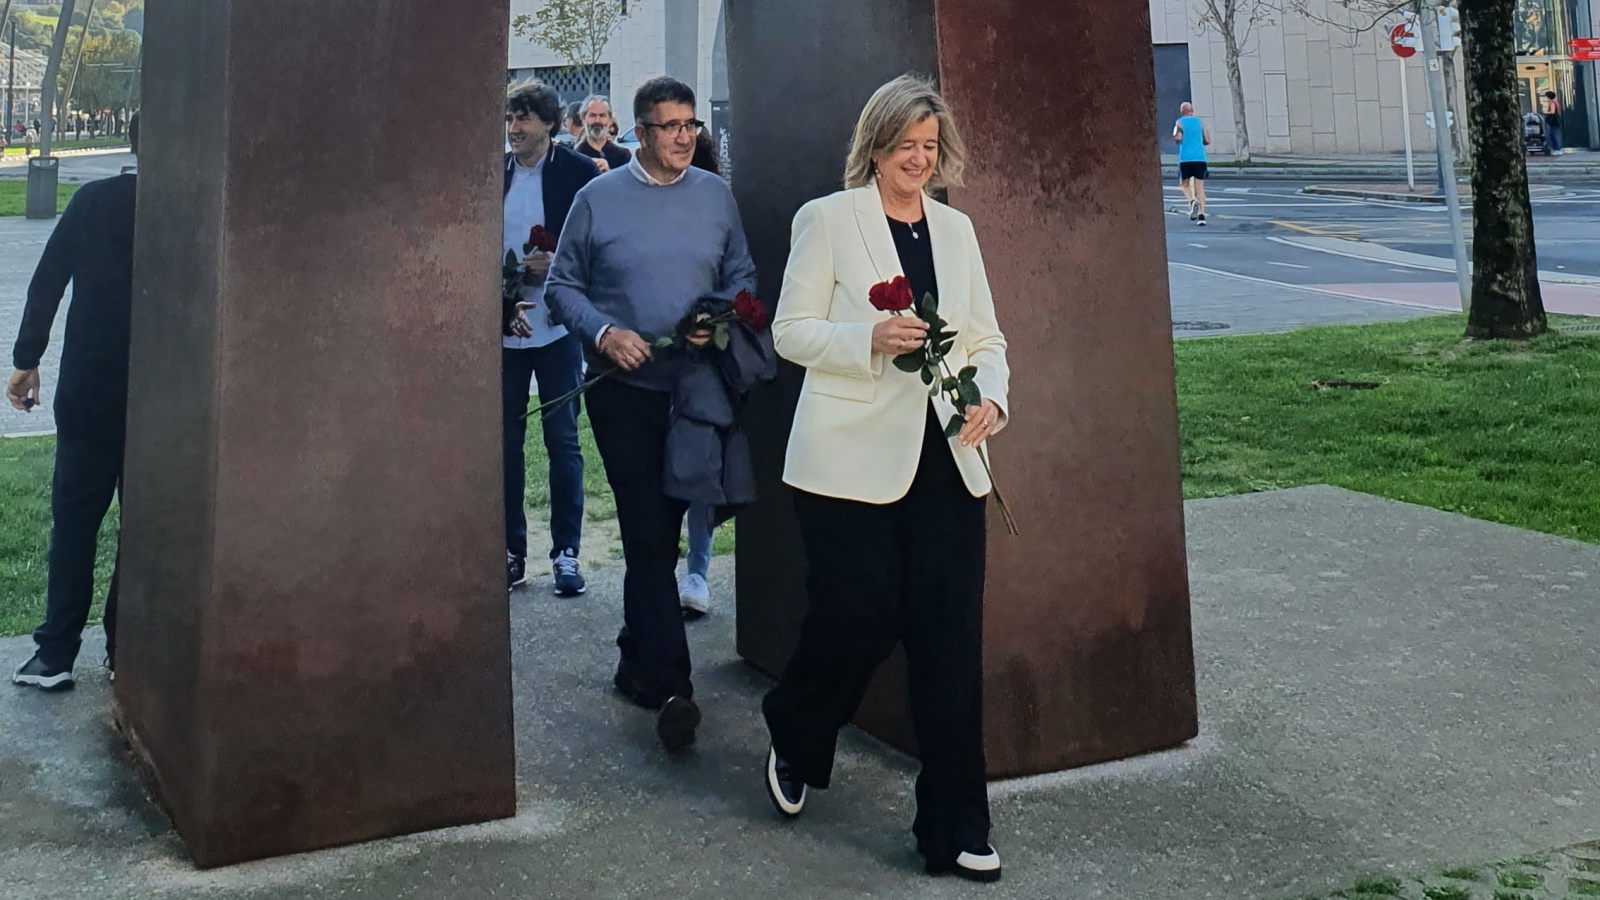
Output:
[585, 379, 692, 705]
[764, 412, 991, 865]
[34, 434, 123, 671]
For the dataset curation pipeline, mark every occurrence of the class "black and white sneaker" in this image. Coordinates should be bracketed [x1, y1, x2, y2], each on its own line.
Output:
[765, 747, 807, 818]
[926, 844, 1003, 883]
[1196, 213, 1207, 227]
[507, 555, 528, 592]
[1187, 198, 1199, 220]
[656, 695, 701, 752]
[552, 549, 586, 597]
[12, 653, 73, 691]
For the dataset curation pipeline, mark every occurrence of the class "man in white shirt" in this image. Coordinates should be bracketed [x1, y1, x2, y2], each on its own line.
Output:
[502, 80, 599, 596]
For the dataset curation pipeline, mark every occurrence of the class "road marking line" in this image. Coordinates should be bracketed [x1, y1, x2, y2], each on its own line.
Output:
[1189, 243, 1209, 248]
[1265, 261, 1311, 269]
[1169, 262, 1452, 312]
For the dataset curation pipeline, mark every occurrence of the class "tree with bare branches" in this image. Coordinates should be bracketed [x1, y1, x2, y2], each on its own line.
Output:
[1193, 0, 1282, 162]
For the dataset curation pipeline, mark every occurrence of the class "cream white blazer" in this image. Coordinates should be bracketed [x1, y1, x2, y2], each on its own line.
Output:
[774, 185, 1011, 504]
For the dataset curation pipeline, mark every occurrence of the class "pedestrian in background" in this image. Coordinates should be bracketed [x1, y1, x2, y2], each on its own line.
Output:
[557, 100, 583, 146]
[7, 114, 141, 691]
[1543, 91, 1563, 155]
[575, 95, 632, 174]
[1173, 101, 1211, 227]
[674, 126, 729, 620]
[501, 79, 597, 597]
[547, 76, 757, 753]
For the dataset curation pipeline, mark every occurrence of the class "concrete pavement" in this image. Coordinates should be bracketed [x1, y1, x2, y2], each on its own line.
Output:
[4, 487, 1600, 898]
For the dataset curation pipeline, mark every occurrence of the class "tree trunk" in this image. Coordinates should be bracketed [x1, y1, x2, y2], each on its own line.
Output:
[1224, 32, 1252, 163]
[1462, 0, 1546, 339]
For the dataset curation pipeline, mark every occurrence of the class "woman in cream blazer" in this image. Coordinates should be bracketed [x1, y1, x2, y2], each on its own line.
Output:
[758, 75, 1011, 884]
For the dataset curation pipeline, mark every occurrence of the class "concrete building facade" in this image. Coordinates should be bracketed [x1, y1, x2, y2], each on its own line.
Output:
[1148, 0, 1599, 157]
[506, 0, 725, 134]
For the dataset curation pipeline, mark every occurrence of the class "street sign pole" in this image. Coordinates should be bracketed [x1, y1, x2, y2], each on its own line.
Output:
[1390, 20, 1419, 190]
[1400, 58, 1416, 190]
[1419, 4, 1471, 312]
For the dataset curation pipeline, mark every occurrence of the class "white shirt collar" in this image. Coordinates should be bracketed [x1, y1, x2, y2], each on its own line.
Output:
[628, 158, 688, 187]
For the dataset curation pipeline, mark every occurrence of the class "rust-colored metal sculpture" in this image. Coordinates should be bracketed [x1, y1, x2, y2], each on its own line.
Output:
[114, 0, 515, 867]
[728, 0, 1198, 777]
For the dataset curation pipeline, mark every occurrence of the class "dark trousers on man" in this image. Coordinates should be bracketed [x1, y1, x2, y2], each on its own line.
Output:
[34, 434, 123, 672]
[502, 335, 586, 563]
[763, 414, 991, 866]
[585, 378, 692, 706]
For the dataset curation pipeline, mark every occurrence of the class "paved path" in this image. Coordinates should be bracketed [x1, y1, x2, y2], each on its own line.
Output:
[0, 216, 66, 436]
[4, 487, 1600, 898]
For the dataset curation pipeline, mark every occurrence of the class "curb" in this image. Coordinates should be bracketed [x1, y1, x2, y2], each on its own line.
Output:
[1161, 166, 1600, 184]
[1300, 184, 1567, 203]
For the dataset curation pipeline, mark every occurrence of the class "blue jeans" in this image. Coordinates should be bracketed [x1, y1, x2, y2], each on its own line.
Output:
[684, 502, 713, 579]
[502, 336, 585, 561]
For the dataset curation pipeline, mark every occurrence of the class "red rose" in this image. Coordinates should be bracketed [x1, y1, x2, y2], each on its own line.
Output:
[527, 225, 557, 254]
[869, 276, 914, 312]
[733, 290, 770, 332]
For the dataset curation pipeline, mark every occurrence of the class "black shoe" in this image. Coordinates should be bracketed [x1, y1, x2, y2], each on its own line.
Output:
[765, 746, 807, 818]
[656, 695, 701, 752]
[926, 844, 1002, 883]
[1196, 213, 1207, 227]
[104, 654, 114, 683]
[507, 555, 527, 592]
[552, 549, 586, 597]
[12, 653, 74, 691]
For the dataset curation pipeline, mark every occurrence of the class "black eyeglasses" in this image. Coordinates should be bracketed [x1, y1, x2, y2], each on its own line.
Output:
[639, 119, 706, 138]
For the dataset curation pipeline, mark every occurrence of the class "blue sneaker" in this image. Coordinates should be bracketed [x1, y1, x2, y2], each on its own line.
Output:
[552, 549, 586, 597]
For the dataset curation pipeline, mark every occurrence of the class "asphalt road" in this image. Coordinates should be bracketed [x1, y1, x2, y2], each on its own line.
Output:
[1164, 179, 1600, 285]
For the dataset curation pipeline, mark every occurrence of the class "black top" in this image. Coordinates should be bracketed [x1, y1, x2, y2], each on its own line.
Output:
[887, 215, 937, 308]
[577, 139, 633, 170]
[13, 173, 137, 440]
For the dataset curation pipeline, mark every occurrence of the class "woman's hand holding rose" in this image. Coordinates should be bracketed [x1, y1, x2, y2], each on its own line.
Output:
[872, 316, 928, 357]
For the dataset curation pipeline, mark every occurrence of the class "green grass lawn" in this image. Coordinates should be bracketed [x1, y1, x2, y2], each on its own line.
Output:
[0, 181, 80, 216]
[2, 314, 1595, 639]
[0, 405, 736, 638]
[1178, 314, 1600, 543]
[0, 138, 129, 157]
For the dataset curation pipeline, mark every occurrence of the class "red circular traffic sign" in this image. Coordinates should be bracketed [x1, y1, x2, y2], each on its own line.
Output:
[1390, 23, 1418, 58]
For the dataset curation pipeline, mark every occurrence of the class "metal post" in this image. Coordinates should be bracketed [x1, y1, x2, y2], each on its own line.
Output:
[27, 0, 76, 219]
[1419, 3, 1471, 312]
[1400, 56, 1416, 190]
[6, 21, 15, 140]
[62, 0, 96, 130]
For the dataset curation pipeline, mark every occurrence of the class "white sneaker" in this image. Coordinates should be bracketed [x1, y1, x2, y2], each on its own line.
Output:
[678, 573, 711, 616]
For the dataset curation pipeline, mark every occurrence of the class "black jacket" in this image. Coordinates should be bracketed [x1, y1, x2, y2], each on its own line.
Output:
[12, 173, 137, 440]
[502, 143, 598, 335]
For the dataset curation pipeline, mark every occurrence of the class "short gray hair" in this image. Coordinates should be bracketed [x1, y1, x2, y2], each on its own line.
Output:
[581, 95, 614, 117]
[843, 75, 966, 191]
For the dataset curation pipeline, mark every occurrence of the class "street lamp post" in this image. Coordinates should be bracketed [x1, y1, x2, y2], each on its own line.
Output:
[26, 0, 77, 219]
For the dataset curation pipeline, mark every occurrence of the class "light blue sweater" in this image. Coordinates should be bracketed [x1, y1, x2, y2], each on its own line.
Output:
[546, 166, 757, 391]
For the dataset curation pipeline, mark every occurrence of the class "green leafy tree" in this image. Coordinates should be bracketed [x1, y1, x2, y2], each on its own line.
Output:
[512, 0, 635, 94]
[67, 29, 138, 116]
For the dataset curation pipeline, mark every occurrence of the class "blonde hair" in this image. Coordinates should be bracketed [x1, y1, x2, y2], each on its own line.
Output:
[844, 75, 966, 191]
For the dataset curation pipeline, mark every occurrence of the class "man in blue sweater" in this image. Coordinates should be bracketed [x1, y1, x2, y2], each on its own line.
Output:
[547, 77, 756, 752]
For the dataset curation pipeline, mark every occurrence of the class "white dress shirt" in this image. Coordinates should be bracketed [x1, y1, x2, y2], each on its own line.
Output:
[504, 156, 568, 349]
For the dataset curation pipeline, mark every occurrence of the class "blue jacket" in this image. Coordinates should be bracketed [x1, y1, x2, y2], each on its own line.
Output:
[502, 143, 597, 334]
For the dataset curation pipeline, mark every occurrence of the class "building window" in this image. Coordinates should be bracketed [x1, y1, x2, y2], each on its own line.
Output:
[507, 65, 612, 104]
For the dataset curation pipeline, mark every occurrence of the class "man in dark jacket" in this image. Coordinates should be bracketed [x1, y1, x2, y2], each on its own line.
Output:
[7, 114, 139, 690]
[502, 80, 598, 596]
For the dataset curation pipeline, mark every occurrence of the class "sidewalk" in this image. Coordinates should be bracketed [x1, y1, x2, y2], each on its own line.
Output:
[1160, 149, 1600, 183]
[4, 487, 1599, 898]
